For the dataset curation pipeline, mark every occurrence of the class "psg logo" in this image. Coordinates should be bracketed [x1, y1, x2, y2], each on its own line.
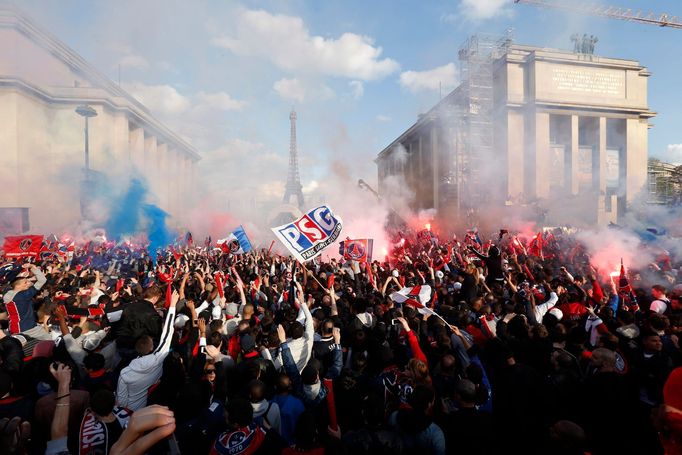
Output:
[228, 239, 240, 253]
[345, 241, 365, 260]
[19, 238, 33, 251]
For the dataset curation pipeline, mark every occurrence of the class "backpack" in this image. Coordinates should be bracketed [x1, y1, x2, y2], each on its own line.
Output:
[254, 402, 273, 428]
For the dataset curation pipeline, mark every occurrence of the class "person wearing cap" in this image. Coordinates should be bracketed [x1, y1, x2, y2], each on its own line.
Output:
[116, 290, 179, 411]
[54, 306, 117, 374]
[1, 263, 49, 339]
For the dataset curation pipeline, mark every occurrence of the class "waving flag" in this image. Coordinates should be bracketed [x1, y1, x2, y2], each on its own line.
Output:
[217, 226, 253, 254]
[3, 235, 44, 258]
[340, 238, 374, 262]
[272, 205, 343, 262]
[390, 285, 434, 315]
[617, 259, 639, 311]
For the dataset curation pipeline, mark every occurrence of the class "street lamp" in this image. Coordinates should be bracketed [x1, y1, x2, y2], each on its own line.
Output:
[75, 105, 97, 219]
[75, 105, 97, 179]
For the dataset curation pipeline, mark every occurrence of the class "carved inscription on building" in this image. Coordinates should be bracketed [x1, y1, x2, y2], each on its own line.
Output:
[550, 66, 625, 98]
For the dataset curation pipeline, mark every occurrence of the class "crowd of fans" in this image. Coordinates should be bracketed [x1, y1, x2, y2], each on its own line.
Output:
[0, 227, 681, 455]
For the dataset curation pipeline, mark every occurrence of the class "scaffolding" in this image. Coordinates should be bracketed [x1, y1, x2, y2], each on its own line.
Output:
[450, 32, 512, 218]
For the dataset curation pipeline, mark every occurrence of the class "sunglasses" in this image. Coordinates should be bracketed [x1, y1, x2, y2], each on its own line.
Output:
[205, 369, 216, 374]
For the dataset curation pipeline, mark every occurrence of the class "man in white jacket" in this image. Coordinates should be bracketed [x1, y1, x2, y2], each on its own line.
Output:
[116, 290, 178, 411]
[262, 293, 314, 373]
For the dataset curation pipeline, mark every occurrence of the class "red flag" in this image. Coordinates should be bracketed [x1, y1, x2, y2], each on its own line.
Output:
[327, 274, 335, 289]
[214, 272, 224, 299]
[324, 378, 338, 431]
[342, 239, 374, 263]
[3, 235, 44, 258]
[157, 269, 174, 309]
[169, 246, 181, 262]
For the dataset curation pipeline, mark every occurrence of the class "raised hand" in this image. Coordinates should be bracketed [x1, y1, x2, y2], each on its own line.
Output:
[109, 405, 176, 455]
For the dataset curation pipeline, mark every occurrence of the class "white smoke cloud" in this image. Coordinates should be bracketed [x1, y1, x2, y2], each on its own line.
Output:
[458, 0, 514, 21]
[195, 91, 247, 111]
[124, 82, 191, 115]
[399, 63, 458, 94]
[123, 83, 246, 118]
[210, 8, 399, 81]
[274, 78, 306, 103]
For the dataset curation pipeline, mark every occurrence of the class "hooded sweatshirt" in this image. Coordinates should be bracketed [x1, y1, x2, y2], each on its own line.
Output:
[252, 399, 281, 435]
[116, 306, 175, 411]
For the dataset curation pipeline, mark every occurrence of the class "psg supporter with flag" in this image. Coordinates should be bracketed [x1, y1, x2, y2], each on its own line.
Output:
[0, 225, 680, 455]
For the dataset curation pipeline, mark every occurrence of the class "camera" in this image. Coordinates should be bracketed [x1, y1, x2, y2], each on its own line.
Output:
[391, 319, 400, 325]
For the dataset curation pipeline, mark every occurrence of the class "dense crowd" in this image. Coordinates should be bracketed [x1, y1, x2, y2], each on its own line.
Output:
[0, 227, 681, 455]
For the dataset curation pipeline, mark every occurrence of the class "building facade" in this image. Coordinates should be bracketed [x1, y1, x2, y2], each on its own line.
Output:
[377, 38, 654, 227]
[0, 7, 199, 233]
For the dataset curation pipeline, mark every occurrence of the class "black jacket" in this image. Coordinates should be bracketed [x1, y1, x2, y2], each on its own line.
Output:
[116, 300, 163, 349]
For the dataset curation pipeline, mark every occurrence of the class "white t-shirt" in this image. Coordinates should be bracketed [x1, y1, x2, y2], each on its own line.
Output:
[650, 299, 668, 314]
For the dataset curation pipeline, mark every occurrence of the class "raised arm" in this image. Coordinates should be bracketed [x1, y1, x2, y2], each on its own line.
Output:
[398, 317, 427, 364]
[152, 290, 178, 360]
[31, 264, 47, 290]
[278, 325, 303, 396]
[325, 327, 343, 380]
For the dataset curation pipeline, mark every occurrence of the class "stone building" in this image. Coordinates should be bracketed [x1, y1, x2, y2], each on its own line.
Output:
[377, 37, 654, 227]
[0, 6, 199, 233]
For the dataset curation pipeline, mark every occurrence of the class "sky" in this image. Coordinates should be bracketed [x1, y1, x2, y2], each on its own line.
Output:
[12, 0, 682, 215]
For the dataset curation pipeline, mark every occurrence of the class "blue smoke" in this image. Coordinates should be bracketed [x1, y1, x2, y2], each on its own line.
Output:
[104, 178, 145, 240]
[143, 203, 173, 261]
[102, 178, 175, 261]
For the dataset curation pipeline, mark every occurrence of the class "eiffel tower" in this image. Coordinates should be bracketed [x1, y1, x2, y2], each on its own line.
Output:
[283, 109, 304, 208]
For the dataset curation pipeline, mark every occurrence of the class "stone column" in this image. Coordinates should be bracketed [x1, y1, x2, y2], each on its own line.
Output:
[0, 92, 19, 206]
[431, 126, 439, 211]
[112, 114, 128, 167]
[187, 157, 195, 211]
[625, 118, 648, 206]
[595, 117, 613, 225]
[507, 110, 524, 199]
[569, 115, 580, 195]
[417, 135, 423, 208]
[533, 112, 551, 199]
[597, 117, 607, 194]
[157, 142, 169, 212]
[129, 126, 144, 170]
[144, 134, 158, 198]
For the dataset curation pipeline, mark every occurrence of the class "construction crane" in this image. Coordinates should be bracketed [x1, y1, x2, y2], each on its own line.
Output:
[514, 0, 682, 29]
